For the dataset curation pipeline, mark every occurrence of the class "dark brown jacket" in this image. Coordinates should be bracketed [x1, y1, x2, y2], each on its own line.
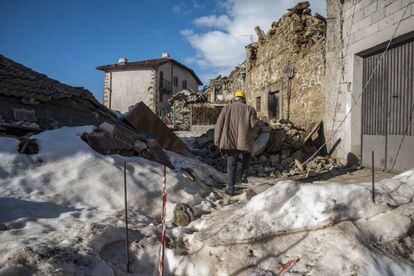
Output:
[214, 100, 258, 153]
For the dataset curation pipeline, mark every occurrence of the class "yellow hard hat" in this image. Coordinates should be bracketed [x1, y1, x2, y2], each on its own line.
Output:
[234, 90, 245, 98]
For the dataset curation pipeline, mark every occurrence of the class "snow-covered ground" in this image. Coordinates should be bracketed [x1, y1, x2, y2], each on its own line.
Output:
[0, 126, 225, 275]
[170, 172, 414, 275]
[0, 126, 413, 275]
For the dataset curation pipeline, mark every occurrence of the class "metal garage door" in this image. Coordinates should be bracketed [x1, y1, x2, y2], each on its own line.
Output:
[362, 39, 414, 171]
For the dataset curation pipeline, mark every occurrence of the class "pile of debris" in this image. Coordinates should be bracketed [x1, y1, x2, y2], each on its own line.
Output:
[192, 119, 340, 178]
[268, 1, 326, 49]
[82, 122, 173, 168]
[0, 55, 188, 169]
[165, 90, 208, 130]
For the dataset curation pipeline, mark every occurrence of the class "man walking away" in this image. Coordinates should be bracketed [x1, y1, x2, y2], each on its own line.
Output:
[214, 90, 258, 196]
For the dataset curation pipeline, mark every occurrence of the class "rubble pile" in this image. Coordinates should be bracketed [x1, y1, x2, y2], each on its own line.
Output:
[268, 1, 326, 50]
[82, 122, 173, 168]
[191, 119, 340, 178]
[165, 90, 208, 130]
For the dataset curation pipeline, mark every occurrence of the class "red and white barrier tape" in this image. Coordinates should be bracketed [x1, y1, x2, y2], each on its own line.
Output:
[158, 165, 167, 276]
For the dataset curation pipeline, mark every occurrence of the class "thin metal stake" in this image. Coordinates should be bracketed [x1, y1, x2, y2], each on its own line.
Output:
[123, 161, 130, 273]
[371, 151, 375, 203]
[158, 165, 167, 276]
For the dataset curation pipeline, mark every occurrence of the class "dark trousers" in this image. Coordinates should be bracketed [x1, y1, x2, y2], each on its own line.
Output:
[225, 150, 251, 191]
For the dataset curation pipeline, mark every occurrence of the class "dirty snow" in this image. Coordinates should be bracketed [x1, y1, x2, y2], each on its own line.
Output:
[0, 126, 413, 275]
[0, 126, 225, 275]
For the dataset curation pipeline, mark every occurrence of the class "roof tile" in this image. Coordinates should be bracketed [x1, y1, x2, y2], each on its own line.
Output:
[0, 54, 101, 105]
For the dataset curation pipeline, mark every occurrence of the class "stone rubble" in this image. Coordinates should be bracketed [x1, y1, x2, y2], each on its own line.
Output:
[191, 118, 340, 178]
[165, 90, 208, 130]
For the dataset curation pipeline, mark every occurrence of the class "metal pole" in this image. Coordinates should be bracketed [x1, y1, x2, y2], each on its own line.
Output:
[371, 151, 375, 203]
[123, 161, 130, 273]
[158, 165, 167, 276]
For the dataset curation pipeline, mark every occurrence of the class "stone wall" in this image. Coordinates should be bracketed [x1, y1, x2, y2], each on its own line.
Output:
[245, 2, 326, 130]
[205, 66, 246, 103]
[324, 0, 414, 163]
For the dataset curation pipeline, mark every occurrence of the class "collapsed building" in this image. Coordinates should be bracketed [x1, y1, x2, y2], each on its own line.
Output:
[202, 2, 326, 131]
[164, 89, 223, 130]
[204, 66, 246, 104]
[0, 55, 118, 135]
[0, 55, 186, 166]
[245, 2, 326, 129]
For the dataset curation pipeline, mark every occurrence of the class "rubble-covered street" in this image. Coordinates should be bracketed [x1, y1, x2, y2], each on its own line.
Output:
[1, 126, 414, 275]
[1, 0, 414, 275]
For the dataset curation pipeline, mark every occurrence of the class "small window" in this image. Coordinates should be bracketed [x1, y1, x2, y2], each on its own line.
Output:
[159, 71, 164, 88]
[182, 80, 187, 90]
[256, 97, 261, 112]
[173, 77, 178, 87]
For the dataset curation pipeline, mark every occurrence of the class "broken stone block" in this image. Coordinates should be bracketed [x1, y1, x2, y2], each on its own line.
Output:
[254, 26, 265, 42]
[134, 140, 147, 153]
[281, 149, 290, 159]
[259, 155, 268, 163]
[270, 154, 280, 165]
[245, 189, 257, 200]
[293, 1, 310, 11]
[99, 122, 115, 133]
[173, 203, 193, 227]
[291, 150, 303, 161]
[292, 13, 301, 21]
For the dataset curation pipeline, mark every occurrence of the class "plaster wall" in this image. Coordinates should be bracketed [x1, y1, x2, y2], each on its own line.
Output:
[109, 69, 155, 113]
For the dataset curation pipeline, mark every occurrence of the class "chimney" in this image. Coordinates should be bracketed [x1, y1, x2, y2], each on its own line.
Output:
[162, 53, 170, 59]
[118, 57, 128, 65]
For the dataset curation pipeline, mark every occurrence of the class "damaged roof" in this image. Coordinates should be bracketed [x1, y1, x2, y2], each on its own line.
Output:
[96, 58, 203, 85]
[0, 54, 103, 106]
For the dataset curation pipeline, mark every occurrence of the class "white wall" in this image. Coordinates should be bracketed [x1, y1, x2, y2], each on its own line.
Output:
[325, 0, 414, 163]
[109, 69, 155, 113]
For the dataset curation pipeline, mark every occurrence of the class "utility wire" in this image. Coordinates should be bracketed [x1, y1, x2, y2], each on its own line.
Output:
[301, 0, 413, 168]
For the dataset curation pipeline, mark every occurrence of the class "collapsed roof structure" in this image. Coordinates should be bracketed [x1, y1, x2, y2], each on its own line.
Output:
[0, 54, 118, 135]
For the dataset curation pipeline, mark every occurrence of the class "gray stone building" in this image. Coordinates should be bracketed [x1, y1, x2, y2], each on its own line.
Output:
[97, 54, 202, 114]
[325, 0, 414, 171]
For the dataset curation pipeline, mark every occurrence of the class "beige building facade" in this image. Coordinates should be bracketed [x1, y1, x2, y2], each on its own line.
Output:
[97, 54, 202, 114]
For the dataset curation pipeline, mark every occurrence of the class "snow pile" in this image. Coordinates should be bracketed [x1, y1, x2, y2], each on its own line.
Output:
[1, 125, 413, 275]
[194, 172, 414, 244]
[169, 171, 414, 275]
[0, 126, 223, 218]
[0, 126, 226, 275]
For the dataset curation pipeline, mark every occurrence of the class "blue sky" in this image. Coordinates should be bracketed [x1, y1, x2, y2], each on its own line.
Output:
[0, 0, 325, 101]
